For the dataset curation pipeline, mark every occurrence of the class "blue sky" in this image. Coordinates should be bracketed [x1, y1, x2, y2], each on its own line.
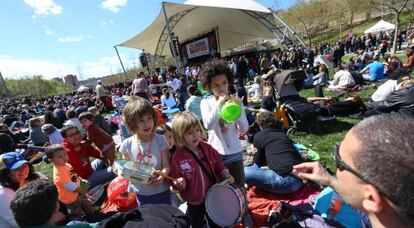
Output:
[0, 0, 296, 80]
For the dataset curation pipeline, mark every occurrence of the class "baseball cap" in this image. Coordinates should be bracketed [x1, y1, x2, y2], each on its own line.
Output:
[0, 152, 28, 171]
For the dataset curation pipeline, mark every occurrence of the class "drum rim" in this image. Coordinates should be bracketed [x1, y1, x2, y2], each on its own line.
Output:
[205, 183, 247, 226]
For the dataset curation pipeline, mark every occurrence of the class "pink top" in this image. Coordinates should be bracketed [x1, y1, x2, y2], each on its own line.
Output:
[132, 78, 149, 94]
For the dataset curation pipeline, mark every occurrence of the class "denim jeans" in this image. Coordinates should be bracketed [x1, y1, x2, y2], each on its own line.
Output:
[136, 190, 171, 206]
[86, 159, 116, 188]
[244, 164, 304, 194]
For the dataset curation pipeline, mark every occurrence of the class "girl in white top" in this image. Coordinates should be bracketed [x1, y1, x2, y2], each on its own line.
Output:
[200, 60, 249, 187]
[118, 96, 171, 206]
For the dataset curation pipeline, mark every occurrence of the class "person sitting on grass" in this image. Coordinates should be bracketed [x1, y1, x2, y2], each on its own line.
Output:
[403, 48, 414, 68]
[365, 78, 414, 117]
[260, 84, 276, 112]
[61, 125, 115, 188]
[360, 55, 385, 81]
[185, 85, 203, 121]
[328, 64, 356, 90]
[0, 152, 44, 228]
[28, 117, 49, 146]
[244, 112, 304, 193]
[78, 112, 116, 165]
[10, 179, 95, 228]
[87, 106, 112, 136]
[161, 88, 177, 110]
[46, 144, 95, 220]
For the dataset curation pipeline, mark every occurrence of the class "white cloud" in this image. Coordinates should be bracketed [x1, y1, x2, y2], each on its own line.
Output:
[0, 55, 137, 80]
[99, 20, 114, 30]
[99, 0, 127, 13]
[57, 34, 93, 43]
[24, 0, 62, 16]
[44, 27, 56, 36]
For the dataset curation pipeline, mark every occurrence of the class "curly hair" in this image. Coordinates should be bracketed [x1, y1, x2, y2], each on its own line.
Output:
[199, 60, 234, 90]
[255, 111, 277, 129]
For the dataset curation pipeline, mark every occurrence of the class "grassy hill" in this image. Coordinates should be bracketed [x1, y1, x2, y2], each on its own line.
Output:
[311, 10, 413, 45]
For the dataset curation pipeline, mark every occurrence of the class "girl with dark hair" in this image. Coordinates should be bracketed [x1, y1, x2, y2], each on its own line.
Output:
[0, 152, 42, 227]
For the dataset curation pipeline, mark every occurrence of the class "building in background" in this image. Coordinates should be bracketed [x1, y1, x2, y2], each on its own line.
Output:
[64, 74, 78, 87]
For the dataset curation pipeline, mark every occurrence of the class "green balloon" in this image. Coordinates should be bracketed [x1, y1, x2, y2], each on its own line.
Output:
[220, 102, 242, 123]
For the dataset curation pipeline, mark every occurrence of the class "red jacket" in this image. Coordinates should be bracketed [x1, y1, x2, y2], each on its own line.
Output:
[170, 141, 227, 205]
[62, 140, 103, 179]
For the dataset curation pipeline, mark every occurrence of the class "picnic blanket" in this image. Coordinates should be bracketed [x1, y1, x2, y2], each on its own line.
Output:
[247, 186, 321, 227]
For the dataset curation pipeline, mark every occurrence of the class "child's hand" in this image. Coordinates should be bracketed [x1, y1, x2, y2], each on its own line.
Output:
[229, 94, 243, 106]
[173, 177, 186, 191]
[149, 174, 164, 186]
[224, 173, 235, 184]
[218, 95, 228, 105]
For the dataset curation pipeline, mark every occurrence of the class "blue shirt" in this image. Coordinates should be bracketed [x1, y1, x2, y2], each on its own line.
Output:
[185, 96, 202, 120]
[365, 61, 384, 81]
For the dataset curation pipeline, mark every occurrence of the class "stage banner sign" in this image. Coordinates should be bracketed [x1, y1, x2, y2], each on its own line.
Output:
[186, 37, 210, 59]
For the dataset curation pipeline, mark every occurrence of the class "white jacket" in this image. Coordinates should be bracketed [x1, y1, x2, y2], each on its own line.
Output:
[200, 96, 249, 156]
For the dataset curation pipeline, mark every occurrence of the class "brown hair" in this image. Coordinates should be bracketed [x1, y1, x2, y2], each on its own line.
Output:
[28, 117, 42, 128]
[319, 64, 328, 74]
[172, 112, 204, 147]
[78, 112, 94, 121]
[123, 96, 157, 133]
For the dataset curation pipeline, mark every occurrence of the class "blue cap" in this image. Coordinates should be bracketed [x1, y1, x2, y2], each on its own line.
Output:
[0, 152, 28, 171]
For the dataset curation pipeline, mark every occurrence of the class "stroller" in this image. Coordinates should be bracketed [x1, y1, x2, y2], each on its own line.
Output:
[273, 70, 320, 135]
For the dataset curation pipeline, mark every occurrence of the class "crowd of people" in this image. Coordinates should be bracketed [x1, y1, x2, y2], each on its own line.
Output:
[0, 27, 413, 227]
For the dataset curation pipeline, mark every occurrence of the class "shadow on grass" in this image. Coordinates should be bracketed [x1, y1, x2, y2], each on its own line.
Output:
[298, 118, 356, 136]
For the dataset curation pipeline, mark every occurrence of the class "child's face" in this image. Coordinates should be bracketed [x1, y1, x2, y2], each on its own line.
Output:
[80, 118, 93, 128]
[209, 74, 229, 98]
[51, 149, 69, 166]
[136, 113, 155, 136]
[263, 88, 273, 96]
[164, 130, 175, 149]
[184, 125, 202, 149]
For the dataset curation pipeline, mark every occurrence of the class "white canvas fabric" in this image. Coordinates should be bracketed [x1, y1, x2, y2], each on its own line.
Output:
[119, 0, 276, 56]
[364, 20, 395, 34]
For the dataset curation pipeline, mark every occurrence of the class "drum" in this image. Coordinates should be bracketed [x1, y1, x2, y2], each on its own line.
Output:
[113, 160, 153, 184]
[205, 183, 247, 227]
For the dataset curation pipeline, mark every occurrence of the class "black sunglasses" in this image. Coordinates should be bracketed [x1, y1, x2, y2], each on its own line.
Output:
[334, 143, 394, 203]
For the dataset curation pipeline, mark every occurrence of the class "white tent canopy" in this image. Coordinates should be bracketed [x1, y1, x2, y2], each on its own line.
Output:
[77, 85, 89, 92]
[364, 20, 395, 34]
[118, 0, 303, 57]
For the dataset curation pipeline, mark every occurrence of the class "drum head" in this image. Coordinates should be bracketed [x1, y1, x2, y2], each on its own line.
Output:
[205, 185, 240, 226]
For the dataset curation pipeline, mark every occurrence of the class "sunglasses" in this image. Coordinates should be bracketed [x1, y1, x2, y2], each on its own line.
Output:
[66, 130, 80, 138]
[334, 143, 394, 204]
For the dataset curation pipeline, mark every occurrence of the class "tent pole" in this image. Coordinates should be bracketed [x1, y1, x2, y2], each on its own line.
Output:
[271, 12, 306, 47]
[114, 45, 128, 81]
[161, 2, 180, 70]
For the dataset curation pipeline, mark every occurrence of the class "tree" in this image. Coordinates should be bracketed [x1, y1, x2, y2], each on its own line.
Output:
[280, 0, 329, 46]
[371, 0, 410, 54]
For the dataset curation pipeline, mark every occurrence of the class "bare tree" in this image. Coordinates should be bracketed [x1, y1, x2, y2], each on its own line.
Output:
[280, 0, 328, 46]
